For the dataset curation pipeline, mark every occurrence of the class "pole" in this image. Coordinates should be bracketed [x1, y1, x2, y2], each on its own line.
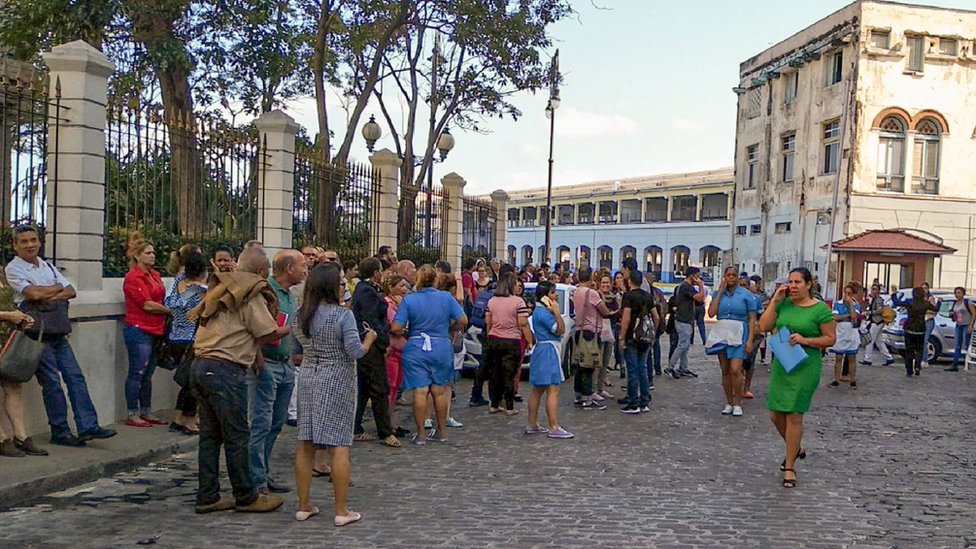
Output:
[823, 71, 853, 299]
[544, 107, 554, 265]
[425, 34, 439, 249]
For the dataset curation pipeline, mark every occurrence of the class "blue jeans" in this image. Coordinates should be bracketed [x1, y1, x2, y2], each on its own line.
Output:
[37, 338, 100, 437]
[668, 322, 693, 372]
[123, 325, 158, 416]
[923, 319, 935, 362]
[646, 336, 662, 380]
[191, 357, 256, 506]
[953, 324, 972, 366]
[248, 357, 295, 487]
[624, 343, 651, 407]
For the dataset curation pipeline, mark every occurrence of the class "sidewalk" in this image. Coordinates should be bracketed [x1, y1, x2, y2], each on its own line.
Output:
[0, 415, 197, 508]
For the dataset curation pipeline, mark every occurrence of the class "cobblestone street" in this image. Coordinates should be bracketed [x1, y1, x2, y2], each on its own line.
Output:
[2, 344, 974, 548]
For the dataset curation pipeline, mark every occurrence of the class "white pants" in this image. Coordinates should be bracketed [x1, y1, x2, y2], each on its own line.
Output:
[863, 322, 892, 361]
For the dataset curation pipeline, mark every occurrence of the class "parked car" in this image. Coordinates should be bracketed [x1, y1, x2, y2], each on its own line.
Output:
[462, 283, 577, 378]
[882, 292, 957, 361]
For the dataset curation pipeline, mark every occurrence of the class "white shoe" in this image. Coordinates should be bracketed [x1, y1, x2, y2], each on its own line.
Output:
[424, 418, 433, 429]
[732, 406, 743, 417]
[721, 405, 734, 415]
[445, 417, 463, 428]
[921, 361, 929, 368]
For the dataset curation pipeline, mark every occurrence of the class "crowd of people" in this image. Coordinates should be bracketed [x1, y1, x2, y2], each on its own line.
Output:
[1, 224, 974, 515]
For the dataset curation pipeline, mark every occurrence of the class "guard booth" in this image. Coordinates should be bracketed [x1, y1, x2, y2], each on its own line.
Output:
[831, 229, 956, 297]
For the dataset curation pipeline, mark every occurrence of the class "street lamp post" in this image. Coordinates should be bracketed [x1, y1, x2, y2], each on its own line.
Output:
[543, 50, 560, 266]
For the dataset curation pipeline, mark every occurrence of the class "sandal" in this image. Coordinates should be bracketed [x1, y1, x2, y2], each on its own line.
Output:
[353, 432, 377, 442]
[381, 434, 402, 448]
[782, 468, 797, 488]
[780, 448, 806, 471]
[312, 468, 331, 478]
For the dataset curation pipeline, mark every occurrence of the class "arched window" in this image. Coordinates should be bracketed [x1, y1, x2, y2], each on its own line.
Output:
[671, 245, 691, 277]
[538, 246, 546, 265]
[597, 245, 613, 269]
[876, 115, 906, 192]
[521, 245, 533, 266]
[644, 246, 662, 275]
[912, 118, 941, 195]
[507, 245, 517, 266]
[620, 245, 637, 268]
[557, 246, 571, 270]
[700, 245, 720, 268]
[577, 245, 591, 269]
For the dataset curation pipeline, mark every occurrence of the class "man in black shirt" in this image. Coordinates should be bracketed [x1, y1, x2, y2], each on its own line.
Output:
[665, 267, 706, 378]
[618, 270, 659, 413]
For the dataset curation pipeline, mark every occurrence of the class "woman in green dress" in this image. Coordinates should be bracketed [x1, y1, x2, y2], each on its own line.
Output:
[758, 267, 835, 488]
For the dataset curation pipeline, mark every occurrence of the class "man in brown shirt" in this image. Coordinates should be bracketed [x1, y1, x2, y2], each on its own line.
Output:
[190, 247, 287, 514]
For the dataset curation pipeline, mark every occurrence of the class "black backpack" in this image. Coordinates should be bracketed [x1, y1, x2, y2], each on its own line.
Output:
[633, 293, 656, 344]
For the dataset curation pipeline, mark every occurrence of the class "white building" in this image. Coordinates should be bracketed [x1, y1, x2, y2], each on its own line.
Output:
[733, 0, 976, 297]
[504, 169, 733, 283]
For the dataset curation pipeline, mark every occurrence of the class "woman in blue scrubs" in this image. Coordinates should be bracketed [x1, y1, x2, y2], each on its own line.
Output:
[706, 266, 757, 417]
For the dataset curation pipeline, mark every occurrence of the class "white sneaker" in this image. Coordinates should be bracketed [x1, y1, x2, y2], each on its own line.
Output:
[424, 418, 433, 429]
[445, 417, 463, 428]
[921, 361, 929, 368]
[721, 405, 734, 415]
[732, 406, 743, 417]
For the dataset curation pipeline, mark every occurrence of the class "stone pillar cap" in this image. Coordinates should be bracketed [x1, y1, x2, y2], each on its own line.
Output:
[490, 189, 510, 201]
[43, 40, 115, 77]
[441, 172, 466, 189]
[254, 110, 300, 135]
[370, 148, 403, 167]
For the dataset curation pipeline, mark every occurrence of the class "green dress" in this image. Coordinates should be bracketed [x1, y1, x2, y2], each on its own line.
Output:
[767, 299, 834, 414]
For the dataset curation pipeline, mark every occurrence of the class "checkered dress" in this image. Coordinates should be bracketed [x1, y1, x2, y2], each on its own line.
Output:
[292, 304, 358, 448]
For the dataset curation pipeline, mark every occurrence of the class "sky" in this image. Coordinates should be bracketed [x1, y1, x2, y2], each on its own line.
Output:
[282, 0, 976, 196]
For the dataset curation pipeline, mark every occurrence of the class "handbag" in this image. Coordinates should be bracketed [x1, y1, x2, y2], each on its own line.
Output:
[0, 324, 46, 383]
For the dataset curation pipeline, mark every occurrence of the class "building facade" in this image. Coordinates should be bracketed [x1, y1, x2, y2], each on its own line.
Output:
[505, 169, 733, 283]
[733, 0, 976, 297]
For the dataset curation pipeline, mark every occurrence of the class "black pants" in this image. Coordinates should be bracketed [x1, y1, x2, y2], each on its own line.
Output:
[667, 330, 678, 360]
[905, 332, 925, 374]
[485, 337, 521, 410]
[574, 367, 595, 397]
[190, 357, 256, 507]
[169, 343, 197, 416]
[354, 347, 392, 437]
[470, 332, 489, 402]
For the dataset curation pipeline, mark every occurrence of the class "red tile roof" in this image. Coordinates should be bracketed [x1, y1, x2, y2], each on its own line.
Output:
[832, 230, 956, 255]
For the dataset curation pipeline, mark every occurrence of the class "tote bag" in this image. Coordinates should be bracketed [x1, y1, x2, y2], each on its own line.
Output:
[0, 325, 46, 383]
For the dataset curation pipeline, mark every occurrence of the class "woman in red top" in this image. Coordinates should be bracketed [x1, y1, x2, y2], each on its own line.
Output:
[122, 234, 171, 428]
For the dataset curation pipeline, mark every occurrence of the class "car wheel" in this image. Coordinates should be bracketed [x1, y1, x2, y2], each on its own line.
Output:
[562, 340, 575, 379]
[927, 337, 942, 363]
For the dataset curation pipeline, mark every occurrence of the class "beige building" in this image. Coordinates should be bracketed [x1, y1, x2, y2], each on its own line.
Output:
[732, 0, 976, 297]
[505, 169, 733, 282]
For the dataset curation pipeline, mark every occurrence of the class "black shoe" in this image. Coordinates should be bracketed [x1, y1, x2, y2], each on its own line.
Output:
[914, 368, 921, 376]
[906, 370, 913, 377]
[14, 437, 48, 456]
[581, 401, 607, 411]
[266, 478, 291, 493]
[169, 422, 190, 434]
[51, 433, 86, 447]
[680, 370, 698, 378]
[883, 359, 895, 366]
[850, 381, 857, 390]
[620, 406, 641, 414]
[394, 427, 411, 437]
[468, 398, 490, 407]
[828, 381, 839, 387]
[286, 419, 297, 427]
[617, 397, 629, 405]
[78, 427, 117, 441]
[654, 370, 663, 376]
[574, 400, 584, 407]
[664, 368, 680, 379]
[513, 395, 524, 403]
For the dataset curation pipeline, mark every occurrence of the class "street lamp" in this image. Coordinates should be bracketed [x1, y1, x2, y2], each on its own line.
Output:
[544, 49, 560, 266]
[362, 115, 382, 152]
[425, 127, 455, 247]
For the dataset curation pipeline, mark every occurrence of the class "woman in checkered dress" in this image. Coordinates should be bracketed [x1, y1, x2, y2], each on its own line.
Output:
[292, 263, 377, 525]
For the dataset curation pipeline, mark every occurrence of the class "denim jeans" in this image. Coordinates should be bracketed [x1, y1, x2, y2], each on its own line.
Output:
[645, 337, 660, 383]
[191, 357, 256, 506]
[123, 324, 158, 416]
[37, 337, 100, 437]
[953, 324, 972, 366]
[624, 343, 651, 407]
[692, 307, 706, 344]
[247, 357, 295, 488]
[668, 322, 692, 372]
[923, 318, 935, 362]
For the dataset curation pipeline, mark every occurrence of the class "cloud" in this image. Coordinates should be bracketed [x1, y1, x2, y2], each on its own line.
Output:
[670, 117, 708, 132]
[554, 107, 640, 138]
[519, 143, 544, 158]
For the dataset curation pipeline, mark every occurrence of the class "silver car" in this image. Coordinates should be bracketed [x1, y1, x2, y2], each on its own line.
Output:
[882, 293, 957, 361]
[462, 283, 577, 377]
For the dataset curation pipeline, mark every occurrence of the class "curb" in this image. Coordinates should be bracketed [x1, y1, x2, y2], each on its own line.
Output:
[0, 437, 198, 509]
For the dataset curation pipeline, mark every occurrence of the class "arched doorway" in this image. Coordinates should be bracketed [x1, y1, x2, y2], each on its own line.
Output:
[644, 246, 662, 277]
[521, 245, 533, 266]
[597, 245, 613, 269]
[671, 245, 691, 279]
[699, 245, 720, 268]
[507, 245, 517, 266]
[577, 245, 591, 269]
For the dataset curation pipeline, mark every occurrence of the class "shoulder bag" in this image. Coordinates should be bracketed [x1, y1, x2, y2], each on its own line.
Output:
[0, 324, 46, 383]
[573, 288, 602, 370]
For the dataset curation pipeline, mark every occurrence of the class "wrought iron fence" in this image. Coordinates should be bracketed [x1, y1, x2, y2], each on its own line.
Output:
[397, 179, 444, 266]
[461, 195, 495, 263]
[293, 145, 378, 264]
[0, 64, 64, 264]
[104, 101, 263, 276]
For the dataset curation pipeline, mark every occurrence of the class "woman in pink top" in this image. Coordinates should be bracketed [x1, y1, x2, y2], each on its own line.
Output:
[383, 274, 409, 436]
[484, 272, 533, 414]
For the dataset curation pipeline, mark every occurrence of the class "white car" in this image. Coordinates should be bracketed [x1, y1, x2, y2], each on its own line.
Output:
[462, 283, 577, 377]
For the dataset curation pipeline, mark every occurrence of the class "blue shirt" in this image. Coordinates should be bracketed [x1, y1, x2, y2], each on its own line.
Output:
[831, 301, 860, 323]
[531, 306, 560, 343]
[164, 275, 207, 343]
[393, 287, 465, 338]
[710, 286, 758, 322]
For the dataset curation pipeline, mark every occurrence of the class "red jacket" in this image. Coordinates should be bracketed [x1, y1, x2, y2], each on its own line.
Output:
[123, 266, 167, 336]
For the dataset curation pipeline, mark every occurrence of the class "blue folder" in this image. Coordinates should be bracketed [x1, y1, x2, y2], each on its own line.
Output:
[769, 328, 808, 373]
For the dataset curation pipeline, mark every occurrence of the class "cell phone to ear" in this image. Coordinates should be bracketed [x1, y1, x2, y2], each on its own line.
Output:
[541, 296, 553, 308]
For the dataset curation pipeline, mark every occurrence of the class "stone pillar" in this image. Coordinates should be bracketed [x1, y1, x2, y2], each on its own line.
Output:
[43, 41, 114, 291]
[440, 173, 466, 270]
[491, 189, 510, 262]
[253, 110, 299, 255]
[666, 196, 674, 222]
[640, 196, 647, 222]
[695, 194, 703, 221]
[369, 149, 402, 256]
